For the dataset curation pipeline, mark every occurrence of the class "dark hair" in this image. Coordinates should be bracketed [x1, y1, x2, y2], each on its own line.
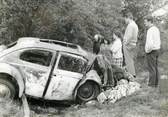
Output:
[125, 12, 133, 20]
[113, 28, 122, 39]
[145, 16, 154, 23]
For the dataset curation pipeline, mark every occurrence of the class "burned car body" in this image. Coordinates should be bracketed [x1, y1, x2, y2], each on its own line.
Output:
[0, 37, 101, 103]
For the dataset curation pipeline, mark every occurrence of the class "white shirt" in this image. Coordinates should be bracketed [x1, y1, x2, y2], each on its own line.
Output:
[123, 21, 138, 46]
[145, 26, 161, 53]
[110, 38, 123, 58]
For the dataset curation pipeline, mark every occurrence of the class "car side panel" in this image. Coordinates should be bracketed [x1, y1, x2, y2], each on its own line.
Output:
[21, 65, 50, 97]
[84, 70, 102, 85]
[44, 70, 82, 100]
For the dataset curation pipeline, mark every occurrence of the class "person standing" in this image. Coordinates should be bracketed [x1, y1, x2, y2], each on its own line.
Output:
[92, 34, 104, 79]
[123, 12, 139, 77]
[110, 29, 123, 68]
[144, 16, 161, 87]
[93, 34, 103, 54]
[98, 39, 114, 87]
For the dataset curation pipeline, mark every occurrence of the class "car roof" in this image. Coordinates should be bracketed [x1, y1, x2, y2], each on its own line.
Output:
[16, 37, 88, 57]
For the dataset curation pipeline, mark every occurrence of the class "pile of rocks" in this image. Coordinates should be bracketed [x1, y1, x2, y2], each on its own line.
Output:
[97, 79, 141, 104]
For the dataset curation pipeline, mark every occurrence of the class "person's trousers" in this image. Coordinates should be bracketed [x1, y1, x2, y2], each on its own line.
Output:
[123, 45, 136, 76]
[146, 50, 160, 87]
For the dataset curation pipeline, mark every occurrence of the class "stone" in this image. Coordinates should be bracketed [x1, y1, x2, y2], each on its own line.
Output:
[97, 92, 107, 104]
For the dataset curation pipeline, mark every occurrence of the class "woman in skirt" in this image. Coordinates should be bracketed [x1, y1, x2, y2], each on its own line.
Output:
[110, 29, 123, 68]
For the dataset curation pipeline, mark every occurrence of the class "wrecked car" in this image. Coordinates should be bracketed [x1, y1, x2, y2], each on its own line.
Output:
[0, 37, 101, 103]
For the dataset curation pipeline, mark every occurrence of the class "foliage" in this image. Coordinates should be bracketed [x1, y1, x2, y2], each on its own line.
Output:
[0, 0, 122, 50]
[0, 0, 167, 52]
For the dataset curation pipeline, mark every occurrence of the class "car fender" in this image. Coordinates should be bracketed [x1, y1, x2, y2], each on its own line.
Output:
[0, 63, 24, 98]
[73, 70, 102, 100]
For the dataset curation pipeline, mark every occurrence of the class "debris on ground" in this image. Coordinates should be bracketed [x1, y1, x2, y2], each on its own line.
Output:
[97, 79, 141, 104]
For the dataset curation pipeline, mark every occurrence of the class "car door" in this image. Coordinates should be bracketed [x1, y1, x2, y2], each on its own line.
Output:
[19, 49, 56, 98]
[44, 52, 87, 100]
[2, 48, 56, 98]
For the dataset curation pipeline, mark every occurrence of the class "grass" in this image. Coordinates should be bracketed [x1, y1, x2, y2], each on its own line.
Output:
[0, 99, 22, 117]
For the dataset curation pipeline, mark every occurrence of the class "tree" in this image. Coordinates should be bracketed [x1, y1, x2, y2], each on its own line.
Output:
[0, 0, 123, 50]
[1, 0, 166, 52]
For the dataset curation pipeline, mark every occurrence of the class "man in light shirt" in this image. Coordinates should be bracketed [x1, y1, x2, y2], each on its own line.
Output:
[123, 12, 139, 77]
[144, 16, 161, 87]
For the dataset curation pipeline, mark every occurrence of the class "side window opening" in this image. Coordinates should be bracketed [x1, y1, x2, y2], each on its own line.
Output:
[58, 54, 87, 73]
[20, 49, 53, 66]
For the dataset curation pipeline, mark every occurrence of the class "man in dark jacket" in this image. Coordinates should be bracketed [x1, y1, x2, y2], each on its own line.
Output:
[93, 34, 104, 54]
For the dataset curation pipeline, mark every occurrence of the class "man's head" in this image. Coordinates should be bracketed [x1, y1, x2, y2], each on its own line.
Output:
[94, 34, 103, 42]
[124, 12, 133, 24]
[144, 16, 154, 28]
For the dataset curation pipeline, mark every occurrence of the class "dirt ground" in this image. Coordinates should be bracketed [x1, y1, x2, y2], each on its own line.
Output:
[0, 52, 168, 117]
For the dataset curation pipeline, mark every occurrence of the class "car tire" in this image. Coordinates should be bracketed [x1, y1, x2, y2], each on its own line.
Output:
[77, 81, 100, 103]
[0, 74, 17, 100]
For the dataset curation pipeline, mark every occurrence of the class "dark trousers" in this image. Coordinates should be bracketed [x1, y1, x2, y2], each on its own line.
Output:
[146, 50, 160, 87]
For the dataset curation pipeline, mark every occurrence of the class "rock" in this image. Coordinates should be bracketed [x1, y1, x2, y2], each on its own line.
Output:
[104, 89, 112, 97]
[117, 85, 128, 97]
[127, 82, 141, 95]
[108, 90, 118, 103]
[97, 92, 107, 104]
[97, 80, 141, 104]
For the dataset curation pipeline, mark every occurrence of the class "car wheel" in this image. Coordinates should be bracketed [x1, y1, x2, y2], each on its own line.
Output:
[0, 75, 17, 100]
[77, 81, 100, 103]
